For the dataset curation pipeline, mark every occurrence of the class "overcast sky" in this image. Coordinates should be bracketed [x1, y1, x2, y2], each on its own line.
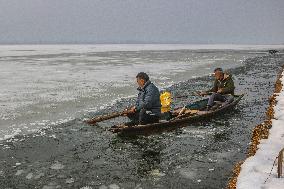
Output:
[0, 0, 283, 44]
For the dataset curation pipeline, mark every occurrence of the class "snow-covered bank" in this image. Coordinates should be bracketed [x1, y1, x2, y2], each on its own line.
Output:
[236, 69, 284, 189]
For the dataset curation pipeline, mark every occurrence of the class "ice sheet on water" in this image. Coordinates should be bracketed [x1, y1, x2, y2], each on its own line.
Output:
[1, 44, 283, 57]
[3, 128, 21, 140]
[0, 45, 273, 141]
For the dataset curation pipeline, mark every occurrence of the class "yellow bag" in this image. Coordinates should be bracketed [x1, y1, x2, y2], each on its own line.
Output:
[160, 91, 171, 113]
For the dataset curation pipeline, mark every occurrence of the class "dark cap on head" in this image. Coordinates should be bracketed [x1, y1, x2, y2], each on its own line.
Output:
[214, 68, 223, 72]
[136, 72, 149, 81]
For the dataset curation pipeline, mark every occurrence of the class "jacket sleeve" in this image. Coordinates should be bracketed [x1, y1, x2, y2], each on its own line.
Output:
[135, 92, 142, 111]
[221, 78, 235, 94]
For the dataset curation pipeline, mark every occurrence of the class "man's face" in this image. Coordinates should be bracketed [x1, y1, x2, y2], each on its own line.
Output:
[214, 71, 224, 80]
[137, 78, 145, 88]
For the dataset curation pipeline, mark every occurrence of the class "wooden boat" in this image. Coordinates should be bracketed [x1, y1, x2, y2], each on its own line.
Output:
[109, 94, 244, 135]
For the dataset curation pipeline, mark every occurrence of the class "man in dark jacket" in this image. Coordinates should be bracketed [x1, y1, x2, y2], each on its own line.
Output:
[200, 68, 235, 110]
[126, 72, 161, 125]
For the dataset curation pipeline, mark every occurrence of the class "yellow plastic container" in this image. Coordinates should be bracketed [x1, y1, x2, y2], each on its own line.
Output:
[160, 91, 172, 113]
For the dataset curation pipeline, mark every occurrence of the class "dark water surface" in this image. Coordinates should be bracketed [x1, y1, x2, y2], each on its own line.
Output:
[0, 53, 283, 189]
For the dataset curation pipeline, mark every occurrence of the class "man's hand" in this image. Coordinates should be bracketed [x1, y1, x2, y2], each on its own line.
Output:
[217, 88, 223, 93]
[123, 106, 136, 115]
[199, 91, 208, 96]
[130, 106, 136, 113]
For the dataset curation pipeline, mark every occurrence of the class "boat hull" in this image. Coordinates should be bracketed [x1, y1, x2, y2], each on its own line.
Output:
[109, 94, 244, 135]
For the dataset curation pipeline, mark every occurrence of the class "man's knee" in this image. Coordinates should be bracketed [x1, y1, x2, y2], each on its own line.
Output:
[226, 95, 234, 103]
[209, 92, 217, 100]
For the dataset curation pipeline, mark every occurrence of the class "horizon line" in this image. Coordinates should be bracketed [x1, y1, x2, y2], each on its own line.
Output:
[0, 43, 284, 46]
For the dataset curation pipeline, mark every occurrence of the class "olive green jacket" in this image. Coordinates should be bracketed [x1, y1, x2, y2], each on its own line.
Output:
[207, 74, 235, 95]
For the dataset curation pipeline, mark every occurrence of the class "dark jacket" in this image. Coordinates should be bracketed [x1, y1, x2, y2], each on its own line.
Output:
[135, 80, 161, 117]
[208, 74, 235, 95]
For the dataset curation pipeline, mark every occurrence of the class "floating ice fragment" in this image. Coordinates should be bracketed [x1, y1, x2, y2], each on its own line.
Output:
[80, 186, 92, 189]
[16, 162, 21, 166]
[26, 172, 33, 179]
[57, 174, 67, 179]
[149, 169, 166, 177]
[98, 185, 108, 189]
[208, 158, 217, 162]
[50, 162, 64, 170]
[50, 135, 56, 139]
[197, 179, 202, 183]
[66, 178, 75, 184]
[209, 168, 214, 171]
[42, 182, 59, 189]
[34, 172, 44, 179]
[108, 184, 120, 189]
[15, 170, 24, 176]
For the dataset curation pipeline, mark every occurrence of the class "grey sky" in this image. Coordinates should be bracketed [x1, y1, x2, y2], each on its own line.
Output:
[0, 0, 283, 44]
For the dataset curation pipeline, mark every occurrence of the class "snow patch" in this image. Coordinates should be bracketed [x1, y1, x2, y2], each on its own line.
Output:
[237, 71, 284, 189]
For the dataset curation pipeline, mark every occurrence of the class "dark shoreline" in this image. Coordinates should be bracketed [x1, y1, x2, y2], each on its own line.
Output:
[1, 52, 284, 189]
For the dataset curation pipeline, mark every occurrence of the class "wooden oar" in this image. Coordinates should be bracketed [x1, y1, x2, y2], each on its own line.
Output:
[86, 110, 128, 125]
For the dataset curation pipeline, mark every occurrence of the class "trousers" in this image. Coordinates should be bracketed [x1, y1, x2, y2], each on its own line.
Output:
[207, 92, 234, 107]
[127, 109, 159, 125]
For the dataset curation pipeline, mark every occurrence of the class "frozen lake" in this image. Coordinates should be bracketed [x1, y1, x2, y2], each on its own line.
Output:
[1, 44, 273, 140]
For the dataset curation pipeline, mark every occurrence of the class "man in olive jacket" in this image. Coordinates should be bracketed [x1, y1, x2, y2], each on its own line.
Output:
[126, 72, 161, 125]
[200, 68, 235, 110]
